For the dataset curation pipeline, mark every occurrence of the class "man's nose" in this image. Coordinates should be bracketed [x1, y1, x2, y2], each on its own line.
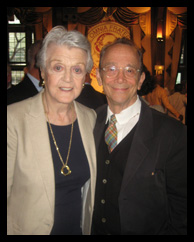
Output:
[116, 68, 126, 83]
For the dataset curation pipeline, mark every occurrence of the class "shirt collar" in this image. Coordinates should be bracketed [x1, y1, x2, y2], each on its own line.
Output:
[106, 95, 141, 124]
[27, 73, 43, 92]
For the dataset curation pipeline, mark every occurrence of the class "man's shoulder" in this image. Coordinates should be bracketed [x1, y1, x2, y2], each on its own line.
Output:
[95, 104, 107, 115]
[141, 99, 186, 134]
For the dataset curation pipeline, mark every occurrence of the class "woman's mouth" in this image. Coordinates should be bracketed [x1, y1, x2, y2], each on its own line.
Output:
[59, 87, 73, 91]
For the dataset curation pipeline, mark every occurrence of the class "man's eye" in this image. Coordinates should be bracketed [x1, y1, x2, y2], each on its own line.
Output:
[126, 67, 134, 74]
[109, 66, 116, 72]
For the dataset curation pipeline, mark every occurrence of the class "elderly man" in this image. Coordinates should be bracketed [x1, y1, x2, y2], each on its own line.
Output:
[92, 38, 187, 235]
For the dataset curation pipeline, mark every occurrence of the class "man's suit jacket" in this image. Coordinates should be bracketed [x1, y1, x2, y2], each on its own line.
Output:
[94, 98, 187, 235]
[7, 74, 39, 105]
[76, 84, 107, 110]
[7, 91, 96, 235]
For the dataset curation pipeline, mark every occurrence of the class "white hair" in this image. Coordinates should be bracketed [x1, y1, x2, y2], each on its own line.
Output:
[37, 25, 93, 73]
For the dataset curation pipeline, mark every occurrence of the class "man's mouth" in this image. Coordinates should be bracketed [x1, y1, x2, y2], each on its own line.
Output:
[112, 87, 129, 91]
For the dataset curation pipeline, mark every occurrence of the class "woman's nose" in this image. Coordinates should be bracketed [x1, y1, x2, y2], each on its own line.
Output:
[63, 69, 72, 82]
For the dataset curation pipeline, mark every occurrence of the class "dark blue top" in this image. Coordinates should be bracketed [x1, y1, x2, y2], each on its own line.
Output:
[47, 120, 90, 235]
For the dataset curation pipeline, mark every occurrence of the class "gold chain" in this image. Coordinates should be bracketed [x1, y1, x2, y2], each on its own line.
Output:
[44, 95, 74, 176]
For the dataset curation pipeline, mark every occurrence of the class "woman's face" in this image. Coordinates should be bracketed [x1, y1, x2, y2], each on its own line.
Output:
[41, 43, 87, 106]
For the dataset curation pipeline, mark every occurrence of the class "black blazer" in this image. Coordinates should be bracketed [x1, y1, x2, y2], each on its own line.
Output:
[94, 99, 187, 235]
[76, 84, 107, 110]
[7, 75, 39, 105]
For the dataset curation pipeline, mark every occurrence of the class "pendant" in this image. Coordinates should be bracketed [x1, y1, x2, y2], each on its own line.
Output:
[61, 165, 71, 176]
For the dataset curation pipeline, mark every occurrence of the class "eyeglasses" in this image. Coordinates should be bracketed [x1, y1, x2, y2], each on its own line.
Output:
[101, 65, 141, 79]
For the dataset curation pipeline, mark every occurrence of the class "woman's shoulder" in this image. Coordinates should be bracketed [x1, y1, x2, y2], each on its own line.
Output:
[7, 92, 42, 118]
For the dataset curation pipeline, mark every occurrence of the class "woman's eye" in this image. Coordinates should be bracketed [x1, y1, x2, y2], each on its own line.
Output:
[72, 66, 82, 74]
[54, 65, 63, 71]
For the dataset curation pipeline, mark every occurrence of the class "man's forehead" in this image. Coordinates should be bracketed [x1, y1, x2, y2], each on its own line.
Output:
[102, 43, 139, 64]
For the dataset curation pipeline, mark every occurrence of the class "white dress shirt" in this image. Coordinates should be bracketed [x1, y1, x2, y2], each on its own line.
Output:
[106, 95, 141, 145]
[27, 73, 43, 92]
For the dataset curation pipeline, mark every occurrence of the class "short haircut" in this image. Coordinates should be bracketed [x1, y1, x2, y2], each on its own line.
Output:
[37, 25, 93, 73]
[99, 37, 143, 73]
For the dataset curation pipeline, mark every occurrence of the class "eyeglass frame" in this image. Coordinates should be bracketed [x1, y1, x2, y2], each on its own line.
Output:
[100, 65, 141, 79]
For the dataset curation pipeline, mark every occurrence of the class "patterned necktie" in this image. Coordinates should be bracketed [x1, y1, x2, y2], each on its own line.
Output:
[105, 114, 117, 153]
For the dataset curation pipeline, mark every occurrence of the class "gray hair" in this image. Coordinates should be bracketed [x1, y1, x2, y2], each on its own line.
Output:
[99, 37, 143, 74]
[37, 25, 93, 73]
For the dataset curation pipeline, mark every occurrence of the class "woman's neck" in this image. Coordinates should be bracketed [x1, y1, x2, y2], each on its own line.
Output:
[42, 92, 76, 126]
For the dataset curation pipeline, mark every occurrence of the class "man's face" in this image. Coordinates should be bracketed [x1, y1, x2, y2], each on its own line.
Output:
[97, 43, 145, 113]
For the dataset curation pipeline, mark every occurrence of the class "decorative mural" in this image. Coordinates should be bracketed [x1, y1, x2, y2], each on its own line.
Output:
[87, 18, 130, 92]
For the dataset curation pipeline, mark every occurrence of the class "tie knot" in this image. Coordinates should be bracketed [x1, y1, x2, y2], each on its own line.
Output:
[110, 114, 117, 124]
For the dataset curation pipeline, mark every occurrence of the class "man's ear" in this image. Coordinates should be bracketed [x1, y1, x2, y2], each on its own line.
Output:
[137, 72, 145, 90]
[96, 68, 103, 86]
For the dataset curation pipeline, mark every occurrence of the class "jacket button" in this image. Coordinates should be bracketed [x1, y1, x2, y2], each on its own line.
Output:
[101, 199, 105, 204]
[102, 179, 107, 184]
[102, 218, 106, 223]
[105, 160, 110, 165]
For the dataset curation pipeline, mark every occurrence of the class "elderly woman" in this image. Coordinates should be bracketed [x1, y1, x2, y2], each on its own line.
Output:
[7, 26, 96, 235]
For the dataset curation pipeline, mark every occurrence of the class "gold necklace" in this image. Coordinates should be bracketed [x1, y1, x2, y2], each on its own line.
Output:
[44, 96, 74, 176]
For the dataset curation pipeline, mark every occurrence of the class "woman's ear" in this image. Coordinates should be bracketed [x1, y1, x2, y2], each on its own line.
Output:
[40, 67, 45, 80]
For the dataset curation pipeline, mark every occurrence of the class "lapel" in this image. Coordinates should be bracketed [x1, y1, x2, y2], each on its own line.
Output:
[94, 105, 108, 152]
[74, 101, 96, 174]
[25, 91, 55, 214]
[120, 100, 154, 193]
[73, 101, 97, 222]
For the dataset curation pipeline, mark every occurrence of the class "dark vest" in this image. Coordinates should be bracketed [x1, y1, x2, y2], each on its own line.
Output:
[92, 123, 137, 235]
